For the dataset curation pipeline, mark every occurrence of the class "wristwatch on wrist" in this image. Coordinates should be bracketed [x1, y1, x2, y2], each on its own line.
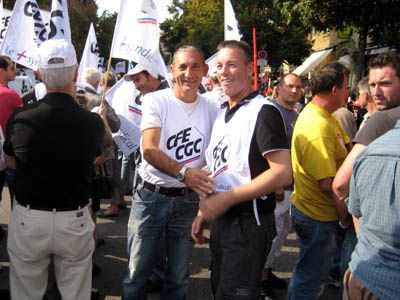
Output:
[176, 165, 188, 182]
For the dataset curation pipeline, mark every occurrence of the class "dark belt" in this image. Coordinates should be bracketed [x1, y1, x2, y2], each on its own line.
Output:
[139, 177, 194, 197]
[18, 202, 88, 212]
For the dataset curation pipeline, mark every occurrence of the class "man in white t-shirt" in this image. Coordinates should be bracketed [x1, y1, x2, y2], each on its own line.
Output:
[122, 46, 220, 300]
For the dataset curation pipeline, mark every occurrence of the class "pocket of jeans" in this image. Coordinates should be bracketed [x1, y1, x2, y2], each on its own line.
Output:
[182, 193, 199, 205]
[133, 187, 157, 204]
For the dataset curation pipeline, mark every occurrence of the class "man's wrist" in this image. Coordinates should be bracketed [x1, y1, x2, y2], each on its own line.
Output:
[176, 165, 188, 182]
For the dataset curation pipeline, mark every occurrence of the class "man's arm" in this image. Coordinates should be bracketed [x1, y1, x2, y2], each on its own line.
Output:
[142, 127, 214, 197]
[332, 143, 366, 226]
[318, 177, 350, 226]
[197, 150, 292, 222]
[333, 144, 366, 200]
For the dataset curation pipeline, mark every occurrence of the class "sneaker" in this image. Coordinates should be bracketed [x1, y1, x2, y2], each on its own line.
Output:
[262, 267, 286, 289]
[328, 275, 340, 288]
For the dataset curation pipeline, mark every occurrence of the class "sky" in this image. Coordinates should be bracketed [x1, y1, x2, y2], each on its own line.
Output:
[95, 0, 173, 23]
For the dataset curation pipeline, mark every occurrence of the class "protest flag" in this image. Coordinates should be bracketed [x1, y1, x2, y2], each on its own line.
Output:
[48, 0, 71, 41]
[0, 0, 47, 70]
[224, 0, 242, 41]
[77, 23, 100, 83]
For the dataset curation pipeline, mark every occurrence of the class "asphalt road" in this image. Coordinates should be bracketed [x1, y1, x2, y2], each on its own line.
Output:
[0, 188, 339, 300]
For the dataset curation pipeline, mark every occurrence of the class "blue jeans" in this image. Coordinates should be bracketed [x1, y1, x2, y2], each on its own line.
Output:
[287, 204, 337, 300]
[338, 223, 357, 300]
[122, 183, 199, 300]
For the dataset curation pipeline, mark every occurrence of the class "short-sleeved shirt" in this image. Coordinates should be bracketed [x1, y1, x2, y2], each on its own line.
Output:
[291, 102, 348, 221]
[346, 121, 400, 300]
[3, 92, 104, 208]
[353, 105, 400, 145]
[0, 85, 23, 136]
[207, 93, 288, 215]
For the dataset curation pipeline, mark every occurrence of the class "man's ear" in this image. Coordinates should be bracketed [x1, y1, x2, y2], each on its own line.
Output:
[247, 62, 253, 78]
[203, 63, 209, 77]
[331, 85, 338, 96]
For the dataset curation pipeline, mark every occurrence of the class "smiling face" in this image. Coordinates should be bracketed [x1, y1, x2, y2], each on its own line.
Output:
[216, 47, 253, 103]
[171, 48, 208, 102]
[368, 65, 400, 110]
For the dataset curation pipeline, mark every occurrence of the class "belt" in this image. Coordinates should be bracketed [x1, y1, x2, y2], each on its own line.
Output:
[18, 202, 88, 212]
[139, 177, 194, 197]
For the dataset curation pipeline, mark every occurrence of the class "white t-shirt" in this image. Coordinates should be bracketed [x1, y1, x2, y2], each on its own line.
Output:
[139, 88, 220, 187]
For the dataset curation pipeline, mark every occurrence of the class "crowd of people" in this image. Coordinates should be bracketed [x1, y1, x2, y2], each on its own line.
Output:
[0, 37, 399, 300]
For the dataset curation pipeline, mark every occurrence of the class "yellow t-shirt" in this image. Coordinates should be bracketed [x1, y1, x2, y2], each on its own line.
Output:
[291, 102, 348, 221]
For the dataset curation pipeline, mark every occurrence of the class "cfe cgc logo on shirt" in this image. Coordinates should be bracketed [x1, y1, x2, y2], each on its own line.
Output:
[211, 136, 229, 177]
[166, 127, 205, 164]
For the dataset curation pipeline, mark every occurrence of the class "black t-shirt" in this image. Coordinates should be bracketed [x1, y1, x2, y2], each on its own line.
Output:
[3, 92, 104, 208]
[224, 93, 289, 214]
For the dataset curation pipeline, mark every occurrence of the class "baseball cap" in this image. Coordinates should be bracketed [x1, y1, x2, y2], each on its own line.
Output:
[124, 60, 158, 81]
[38, 39, 77, 69]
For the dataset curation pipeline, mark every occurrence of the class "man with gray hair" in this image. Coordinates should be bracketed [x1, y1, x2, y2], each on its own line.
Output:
[3, 39, 104, 300]
[357, 76, 376, 129]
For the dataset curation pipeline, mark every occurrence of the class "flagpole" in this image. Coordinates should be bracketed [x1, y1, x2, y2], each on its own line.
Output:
[101, 56, 113, 104]
[253, 27, 258, 91]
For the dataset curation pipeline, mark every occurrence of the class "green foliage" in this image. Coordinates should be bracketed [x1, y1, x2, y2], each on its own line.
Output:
[160, 0, 224, 61]
[279, 0, 400, 80]
[160, 0, 311, 67]
[93, 11, 117, 61]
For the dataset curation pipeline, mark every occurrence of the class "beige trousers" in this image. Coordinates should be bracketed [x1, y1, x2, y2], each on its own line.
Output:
[8, 203, 95, 300]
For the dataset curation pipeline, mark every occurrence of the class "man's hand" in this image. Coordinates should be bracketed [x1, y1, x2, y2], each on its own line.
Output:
[191, 212, 207, 244]
[184, 167, 215, 198]
[275, 188, 284, 202]
[199, 191, 233, 222]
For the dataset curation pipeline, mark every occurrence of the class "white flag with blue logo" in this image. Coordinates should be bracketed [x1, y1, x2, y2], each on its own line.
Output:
[110, 0, 160, 64]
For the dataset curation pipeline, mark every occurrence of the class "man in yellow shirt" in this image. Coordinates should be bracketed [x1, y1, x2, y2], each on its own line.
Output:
[287, 62, 350, 299]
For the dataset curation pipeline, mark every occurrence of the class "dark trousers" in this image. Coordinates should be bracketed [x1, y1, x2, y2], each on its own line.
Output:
[210, 211, 276, 300]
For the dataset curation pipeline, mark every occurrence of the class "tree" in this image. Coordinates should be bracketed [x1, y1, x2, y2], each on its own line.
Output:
[93, 11, 117, 63]
[233, 0, 310, 68]
[160, 0, 223, 61]
[160, 0, 310, 68]
[279, 0, 400, 81]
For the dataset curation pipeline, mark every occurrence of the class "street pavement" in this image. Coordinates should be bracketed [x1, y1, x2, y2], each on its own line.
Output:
[0, 187, 339, 300]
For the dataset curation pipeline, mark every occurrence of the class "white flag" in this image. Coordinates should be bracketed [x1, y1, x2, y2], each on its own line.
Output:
[105, 78, 141, 156]
[106, 51, 171, 156]
[77, 23, 100, 83]
[0, 0, 47, 70]
[224, 0, 241, 41]
[48, 0, 71, 42]
[110, 0, 160, 64]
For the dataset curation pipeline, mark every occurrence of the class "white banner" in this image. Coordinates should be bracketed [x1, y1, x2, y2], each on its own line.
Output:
[105, 78, 141, 156]
[110, 0, 160, 64]
[48, 0, 71, 41]
[77, 23, 100, 83]
[0, 0, 47, 70]
[224, 0, 241, 41]
[0, 8, 50, 47]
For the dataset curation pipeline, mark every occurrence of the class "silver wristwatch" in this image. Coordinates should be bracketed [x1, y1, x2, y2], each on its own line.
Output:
[176, 166, 188, 182]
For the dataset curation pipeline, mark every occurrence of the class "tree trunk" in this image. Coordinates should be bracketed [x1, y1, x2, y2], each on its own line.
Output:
[355, 26, 368, 84]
